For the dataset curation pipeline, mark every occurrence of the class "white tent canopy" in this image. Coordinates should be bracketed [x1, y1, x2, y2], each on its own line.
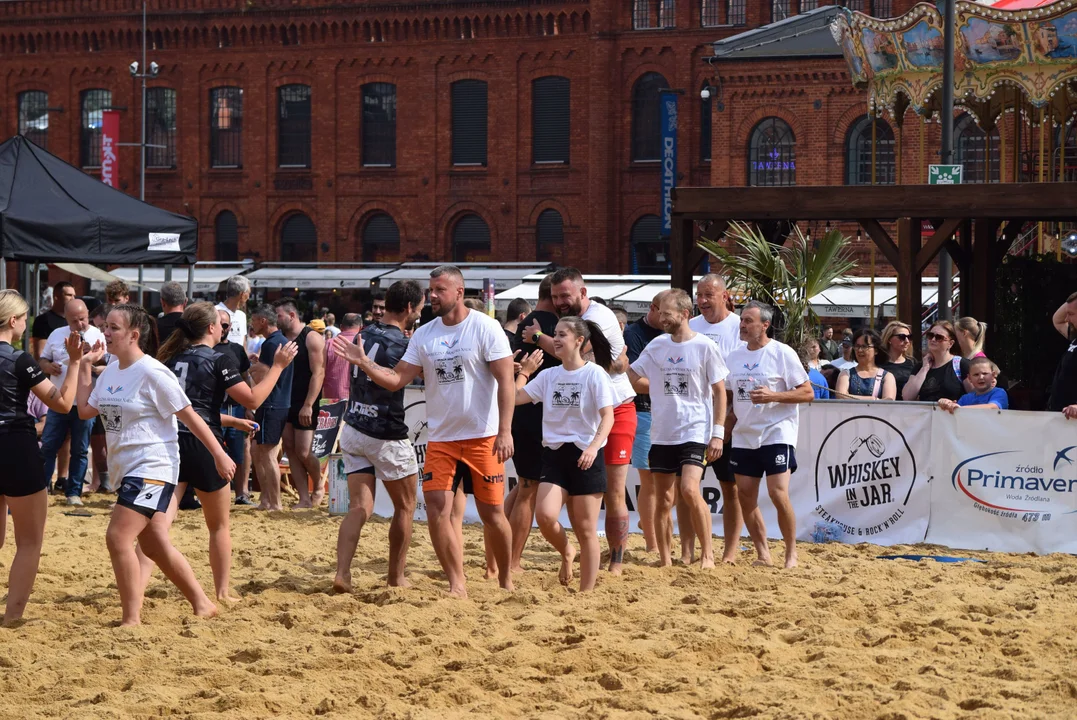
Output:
[377, 263, 553, 292]
[246, 267, 392, 290]
[91, 265, 244, 294]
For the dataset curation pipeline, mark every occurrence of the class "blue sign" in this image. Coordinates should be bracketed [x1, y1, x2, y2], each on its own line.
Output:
[660, 92, 678, 238]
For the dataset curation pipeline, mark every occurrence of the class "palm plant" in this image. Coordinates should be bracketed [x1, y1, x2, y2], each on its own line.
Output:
[699, 221, 857, 349]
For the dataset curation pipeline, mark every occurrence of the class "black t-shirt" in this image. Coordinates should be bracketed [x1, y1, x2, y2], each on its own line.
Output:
[916, 356, 969, 402]
[167, 344, 243, 437]
[624, 317, 664, 412]
[1048, 336, 1077, 411]
[344, 322, 410, 440]
[259, 330, 293, 408]
[0, 342, 47, 435]
[156, 312, 184, 344]
[512, 310, 561, 432]
[215, 340, 250, 375]
[289, 326, 322, 411]
[32, 310, 67, 342]
[881, 357, 921, 401]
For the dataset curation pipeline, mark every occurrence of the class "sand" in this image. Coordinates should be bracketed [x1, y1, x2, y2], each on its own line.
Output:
[2, 496, 1077, 720]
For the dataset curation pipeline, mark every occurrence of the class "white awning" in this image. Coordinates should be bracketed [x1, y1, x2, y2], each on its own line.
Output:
[380, 263, 553, 292]
[90, 266, 239, 294]
[246, 267, 391, 290]
[54, 262, 154, 290]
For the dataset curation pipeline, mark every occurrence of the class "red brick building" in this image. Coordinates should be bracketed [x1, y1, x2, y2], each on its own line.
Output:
[0, 0, 923, 275]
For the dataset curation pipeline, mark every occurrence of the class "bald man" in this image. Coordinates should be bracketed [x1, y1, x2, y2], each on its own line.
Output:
[39, 299, 105, 504]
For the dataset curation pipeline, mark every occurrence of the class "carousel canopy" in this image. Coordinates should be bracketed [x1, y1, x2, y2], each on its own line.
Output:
[832, 0, 1077, 126]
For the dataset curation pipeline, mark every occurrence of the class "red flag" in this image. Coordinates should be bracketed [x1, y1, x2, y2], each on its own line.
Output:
[100, 109, 120, 188]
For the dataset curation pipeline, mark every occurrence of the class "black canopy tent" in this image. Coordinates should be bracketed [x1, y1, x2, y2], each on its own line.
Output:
[0, 135, 196, 265]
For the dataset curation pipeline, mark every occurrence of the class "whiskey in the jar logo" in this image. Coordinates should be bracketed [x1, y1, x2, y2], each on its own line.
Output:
[813, 415, 917, 538]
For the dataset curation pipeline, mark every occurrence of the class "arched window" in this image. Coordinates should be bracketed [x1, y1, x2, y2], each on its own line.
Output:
[955, 113, 1000, 184]
[747, 117, 796, 186]
[210, 87, 243, 168]
[700, 81, 712, 162]
[845, 115, 895, 185]
[278, 84, 311, 168]
[532, 76, 570, 164]
[215, 211, 238, 261]
[80, 88, 111, 168]
[361, 82, 396, 167]
[280, 213, 317, 262]
[631, 72, 668, 161]
[535, 209, 564, 264]
[18, 91, 49, 149]
[361, 213, 401, 262]
[630, 214, 668, 274]
[145, 87, 177, 168]
[452, 214, 491, 262]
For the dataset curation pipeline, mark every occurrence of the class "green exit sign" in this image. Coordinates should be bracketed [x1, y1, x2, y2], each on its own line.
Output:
[929, 164, 963, 185]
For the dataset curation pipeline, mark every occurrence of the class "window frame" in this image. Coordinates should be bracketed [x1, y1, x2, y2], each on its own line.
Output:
[145, 87, 177, 170]
[532, 76, 571, 165]
[747, 117, 797, 187]
[451, 214, 492, 262]
[18, 90, 49, 150]
[210, 86, 243, 169]
[361, 213, 401, 262]
[215, 210, 239, 262]
[844, 115, 896, 186]
[277, 84, 312, 169]
[361, 82, 397, 168]
[631, 72, 669, 162]
[80, 88, 112, 169]
[279, 213, 318, 263]
[451, 79, 489, 167]
[727, 0, 747, 26]
[535, 209, 565, 263]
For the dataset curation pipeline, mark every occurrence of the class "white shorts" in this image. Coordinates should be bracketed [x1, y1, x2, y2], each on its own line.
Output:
[339, 424, 418, 482]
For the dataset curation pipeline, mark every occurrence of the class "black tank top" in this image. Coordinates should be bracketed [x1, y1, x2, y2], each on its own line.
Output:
[0, 341, 48, 435]
[290, 326, 322, 410]
[166, 344, 242, 437]
[344, 322, 410, 440]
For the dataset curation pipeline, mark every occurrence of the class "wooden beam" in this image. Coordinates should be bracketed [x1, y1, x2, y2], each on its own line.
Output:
[945, 238, 969, 271]
[897, 218, 923, 355]
[670, 217, 694, 294]
[914, 217, 963, 274]
[970, 219, 998, 332]
[672, 184, 1077, 222]
[858, 218, 900, 269]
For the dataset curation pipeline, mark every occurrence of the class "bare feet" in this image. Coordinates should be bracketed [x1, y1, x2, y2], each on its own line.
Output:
[217, 591, 242, 604]
[700, 556, 716, 569]
[680, 553, 695, 566]
[608, 563, 623, 576]
[332, 574, 353, 593]
[310, 490, 325, 507]
[784, 551, 798, 569]
[118, 617, 140, 627]
[292, 501, 312, 510]
[559, 544, 577, 586]
[751, 558, 773, 567]
[446, 585, 468, 599]
[387, 576, 412, 589]
[193, 602, 219, 619]
[484, 566, 498, 581]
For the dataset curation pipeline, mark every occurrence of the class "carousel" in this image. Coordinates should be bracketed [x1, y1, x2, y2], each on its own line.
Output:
[832, 0, 1077, 255]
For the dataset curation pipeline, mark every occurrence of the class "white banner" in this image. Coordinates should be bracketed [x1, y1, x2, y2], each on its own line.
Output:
[926, 409, 1077, 554]
[795, 402, 933, 546]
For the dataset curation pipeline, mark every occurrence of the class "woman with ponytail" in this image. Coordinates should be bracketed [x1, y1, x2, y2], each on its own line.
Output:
[77, 304, 235, 625]
[955, 316, 987, 359]
[512, 317, 615, 592]
[154, 302, 297, 602]
[0, 290, 87, 624]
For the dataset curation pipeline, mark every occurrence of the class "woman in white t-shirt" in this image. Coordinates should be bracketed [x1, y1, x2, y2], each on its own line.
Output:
[77, 305, 237, 626]
[514, 317, 615, 592]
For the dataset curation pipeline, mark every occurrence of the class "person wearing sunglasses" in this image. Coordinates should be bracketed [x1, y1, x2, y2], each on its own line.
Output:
[835, 328, 896, 401]
[902, 320, 969, 402]
[880, 321, 921, 400]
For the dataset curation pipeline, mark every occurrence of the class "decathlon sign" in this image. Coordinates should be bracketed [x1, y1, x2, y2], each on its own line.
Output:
[659, 92, 678, 237]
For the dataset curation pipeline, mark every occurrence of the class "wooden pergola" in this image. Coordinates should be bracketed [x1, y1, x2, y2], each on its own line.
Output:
[669, 183, 1077, 350]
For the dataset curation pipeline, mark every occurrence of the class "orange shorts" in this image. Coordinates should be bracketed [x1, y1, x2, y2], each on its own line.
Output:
[423, 436, 506, 506]
[604, 401, 638, 466]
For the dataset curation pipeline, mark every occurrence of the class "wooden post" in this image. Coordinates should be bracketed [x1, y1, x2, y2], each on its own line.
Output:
[670, 216, 695, 294]
[920, 115, 926, 183]
[970, 219, 997, 346]
[958, 218, 973, 315]
[897, 217, 923, 355]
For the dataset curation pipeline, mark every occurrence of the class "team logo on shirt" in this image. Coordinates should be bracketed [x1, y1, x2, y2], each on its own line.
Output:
[667, 356, 685, 365]
[662, 371, 690, 396]
[439, 339, 460, 350]
[106, 385, 124, 394]
[742, 363, 760, 372]
[434, 357, 464, 385]
[551, 382, 582, 407]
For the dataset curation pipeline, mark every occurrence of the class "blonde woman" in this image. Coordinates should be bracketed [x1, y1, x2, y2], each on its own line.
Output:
[955, 316, 987, 359]
[879, 321, 921, 400]
[0, 290, 86, 625]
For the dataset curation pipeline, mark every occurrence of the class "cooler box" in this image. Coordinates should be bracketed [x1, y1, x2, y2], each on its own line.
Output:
[327, 455, 349, 515]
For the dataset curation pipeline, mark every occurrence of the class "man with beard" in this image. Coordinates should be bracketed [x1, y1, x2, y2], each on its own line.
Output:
[628, 289, 728, 568]
[274, 298, 326, 508]
[526, 267, 635, 574]
[338, 265, 515, 597]
[331, 280, 425, 591]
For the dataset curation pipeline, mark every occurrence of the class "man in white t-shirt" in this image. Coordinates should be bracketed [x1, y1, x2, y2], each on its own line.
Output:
[216, 275, 250, 345]
[526, 267, 635, 574]
[39, 299, 106, 504]
[725, 301, 813, 569]
[345, 265, 516, 597]
[628, 290, 728, 569]
[688, 273, 746, 564]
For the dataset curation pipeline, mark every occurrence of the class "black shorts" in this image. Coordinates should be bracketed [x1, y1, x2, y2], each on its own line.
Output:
[286, 399, 321, 431]
[540, 445, 606, 496]
[510, 402, 543, 480]
[0, 432, 47, 497]
[116, 476, 176, 518]
[451, 461, 473, 495]
[177, 433, 230, 493]
[729, 444, 798, 479]
[707, 448, 735, 484]
[648, 442, 707, 476]
[255, 406, 289, 446]
[91, 416, 105, 436]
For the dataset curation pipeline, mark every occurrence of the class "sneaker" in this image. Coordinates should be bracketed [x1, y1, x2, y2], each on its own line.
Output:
[65, 496, 84, 507]
[234, 495, 255, 506]
[54, 477, 67, 494]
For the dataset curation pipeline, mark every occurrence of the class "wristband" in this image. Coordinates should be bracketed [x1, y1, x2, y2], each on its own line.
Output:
[711, 424, 725, 440]
[532, 331, 543, 343]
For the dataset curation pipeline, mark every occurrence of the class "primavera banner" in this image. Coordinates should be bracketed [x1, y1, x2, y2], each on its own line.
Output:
[926, 410, 1077, 554]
